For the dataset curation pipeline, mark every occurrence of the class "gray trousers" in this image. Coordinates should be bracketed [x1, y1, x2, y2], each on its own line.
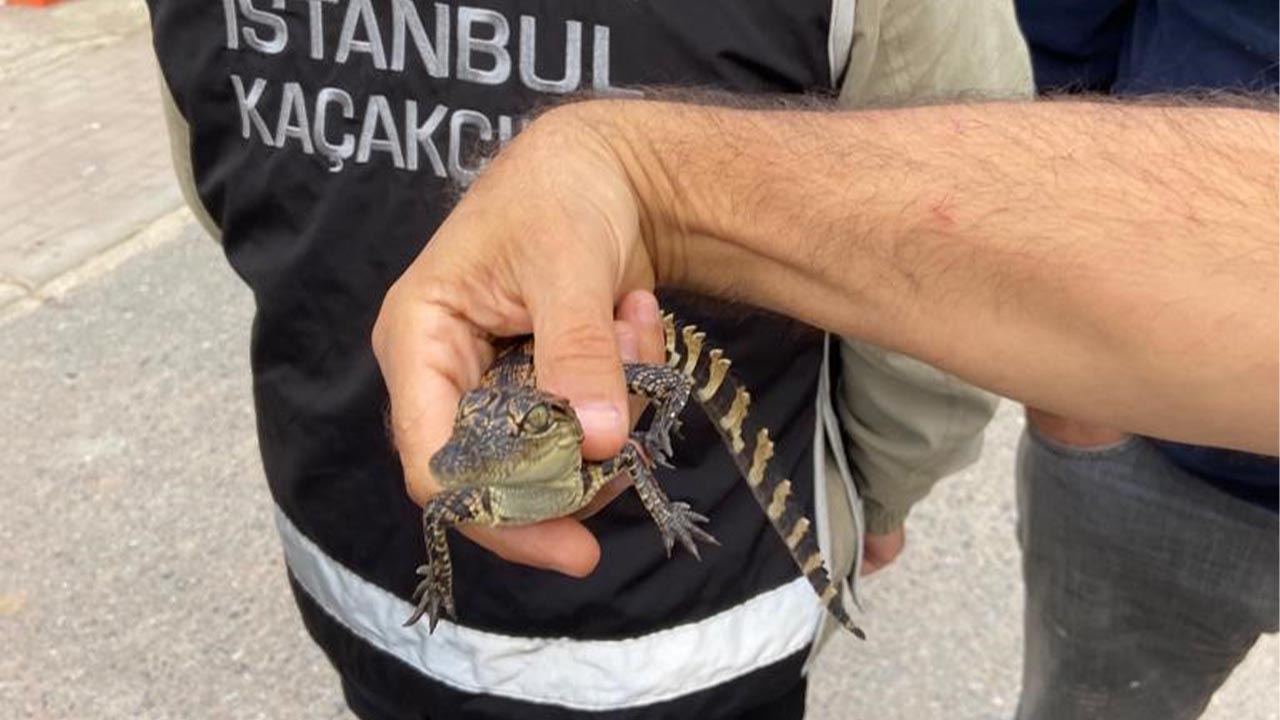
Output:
[1015, 429, 1278, 720]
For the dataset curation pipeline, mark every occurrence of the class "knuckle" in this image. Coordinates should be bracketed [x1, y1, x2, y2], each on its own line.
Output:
[371, 283, 407, 353]
[401, 460, 442, 507]
[544, 323, 619, 369]
[640, 325, 666, 363]
[404, 480, 434, 508]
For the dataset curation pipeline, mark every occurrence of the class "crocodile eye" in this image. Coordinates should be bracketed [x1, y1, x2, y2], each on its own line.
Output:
[520, 404, 553, 433]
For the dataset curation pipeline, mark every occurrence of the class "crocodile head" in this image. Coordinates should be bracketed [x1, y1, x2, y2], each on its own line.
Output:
[429, 385, 584, 490]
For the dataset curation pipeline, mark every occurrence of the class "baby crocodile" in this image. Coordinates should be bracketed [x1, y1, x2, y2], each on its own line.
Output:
[406, 313, 865, 639]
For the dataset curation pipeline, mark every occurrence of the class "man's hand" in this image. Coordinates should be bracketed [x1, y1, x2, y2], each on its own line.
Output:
[374, 96, 1278, 584]
[861, 528, 906, 576]
[371, 108, 661, 577]
[1025, 408, 1130, 448]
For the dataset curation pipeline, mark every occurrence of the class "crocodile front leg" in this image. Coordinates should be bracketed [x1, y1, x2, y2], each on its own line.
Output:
[606, 441, 720, 559]
[405, 485, 494, 632]
[624, 363, 693, 468]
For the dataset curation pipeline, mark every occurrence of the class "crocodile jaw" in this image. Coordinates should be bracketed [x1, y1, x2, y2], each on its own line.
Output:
[429, 416, 583, 491]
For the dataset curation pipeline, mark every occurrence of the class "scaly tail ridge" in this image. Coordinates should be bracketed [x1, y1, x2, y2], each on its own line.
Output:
[661, 312, 866, 640]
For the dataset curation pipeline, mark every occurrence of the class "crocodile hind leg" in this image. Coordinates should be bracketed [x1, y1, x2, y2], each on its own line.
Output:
[406, 523, 453, 632]
[623, 363, 693, 468]
[607, 441, 720, 559]
[404, 485, 493, 632]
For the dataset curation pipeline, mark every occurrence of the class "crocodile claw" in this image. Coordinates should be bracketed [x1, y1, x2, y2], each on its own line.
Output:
[641, 424, 678, 469]
[658, 501, 720, 560]
[405, 563, 454, 632]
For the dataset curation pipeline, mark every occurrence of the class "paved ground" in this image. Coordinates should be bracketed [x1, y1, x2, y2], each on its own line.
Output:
[0, 0, 178, 309]
[1, 2, 1276, 719]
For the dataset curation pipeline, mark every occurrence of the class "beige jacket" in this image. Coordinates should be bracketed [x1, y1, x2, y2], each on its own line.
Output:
[833, 0, 1033, 536]
[798, 0, 1032, 660]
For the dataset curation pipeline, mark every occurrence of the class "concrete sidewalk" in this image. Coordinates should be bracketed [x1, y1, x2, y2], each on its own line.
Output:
[1, 2, 1276, 718]
[0, 0, 178, 315]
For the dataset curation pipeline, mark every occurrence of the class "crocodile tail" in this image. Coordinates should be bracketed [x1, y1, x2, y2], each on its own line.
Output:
[661, 313, 864, 639]
[736, 423, 865, 640]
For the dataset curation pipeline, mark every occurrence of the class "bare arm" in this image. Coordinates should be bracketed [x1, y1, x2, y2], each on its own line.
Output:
[612, 99, 1278, 453]
[373, 97, 1276, 574]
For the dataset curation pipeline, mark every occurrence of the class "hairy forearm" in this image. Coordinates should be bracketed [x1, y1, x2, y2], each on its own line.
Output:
[581, 99, 1278, 452]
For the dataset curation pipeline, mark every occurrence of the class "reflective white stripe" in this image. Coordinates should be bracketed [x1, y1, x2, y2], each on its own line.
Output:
[827, 0, 857, 88]
[816, 334, 866, 607]
[275, 505, 823, 711]
[803, 335, 866, 673]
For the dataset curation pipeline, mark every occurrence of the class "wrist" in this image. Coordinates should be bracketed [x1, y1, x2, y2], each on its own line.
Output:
[559, 100, 691, 288]
[570, 101, 906, 332]
[504, 101, 662, 297]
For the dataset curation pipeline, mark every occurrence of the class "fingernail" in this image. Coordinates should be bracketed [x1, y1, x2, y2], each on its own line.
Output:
[576, 402, 624, 438]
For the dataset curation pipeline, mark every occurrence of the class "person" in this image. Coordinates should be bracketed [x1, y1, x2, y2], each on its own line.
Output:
[147, 0, 1032, 717]
[1009, 2, 1279, 717]
[375, 97, 1277, 476]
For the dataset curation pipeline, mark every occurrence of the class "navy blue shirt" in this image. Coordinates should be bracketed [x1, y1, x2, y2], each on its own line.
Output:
[1015, 0, 1279, 511]
[1016, 0, 1278, 94]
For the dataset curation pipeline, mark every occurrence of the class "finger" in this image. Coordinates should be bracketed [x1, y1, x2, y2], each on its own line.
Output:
[372, 299, 492, 506]
[572, 301, 665, 521]
[460, 519, 601, 578]
[860, 557, 885, 576]
[526, 265, 629, 460]
[859, 530, 906, 576]
[562, 320, 644, 524]
[615, 320, 641, 363]
[617, 290, 666, 365]
[614, 320, 651, 431]
[616, 290, 664, 430]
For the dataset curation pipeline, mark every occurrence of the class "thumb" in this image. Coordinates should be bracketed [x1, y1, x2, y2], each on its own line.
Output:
[526, 271, 630, 460]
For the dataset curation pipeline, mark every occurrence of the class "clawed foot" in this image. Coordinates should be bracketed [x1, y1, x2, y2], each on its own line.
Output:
[638, 417, 682, 469]
[404, 563, 455, 632]
[658, 501, 720, 560]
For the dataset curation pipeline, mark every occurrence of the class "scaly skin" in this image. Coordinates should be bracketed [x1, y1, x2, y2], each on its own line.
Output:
[406, 315, 864, 640]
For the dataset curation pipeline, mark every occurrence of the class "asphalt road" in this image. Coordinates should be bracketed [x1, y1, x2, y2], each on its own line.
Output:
[2, 217, 1276, 719]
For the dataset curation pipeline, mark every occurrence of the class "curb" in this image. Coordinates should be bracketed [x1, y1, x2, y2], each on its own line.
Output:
[0, 205, 193, 324]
